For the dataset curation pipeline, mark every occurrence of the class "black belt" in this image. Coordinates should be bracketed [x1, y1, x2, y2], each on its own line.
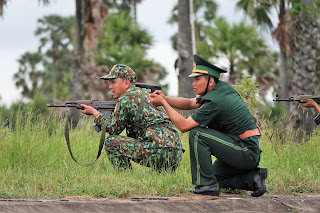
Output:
[147, 122, 174, 129]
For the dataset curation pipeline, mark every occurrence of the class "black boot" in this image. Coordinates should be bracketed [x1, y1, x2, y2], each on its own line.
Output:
[191, 183, 219, 196]
[251, 167, 268, 197]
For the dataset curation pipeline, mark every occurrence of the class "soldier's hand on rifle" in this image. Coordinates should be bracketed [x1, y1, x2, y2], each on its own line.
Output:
[300, 99, 317, 108]
[80, 104, 100, 117]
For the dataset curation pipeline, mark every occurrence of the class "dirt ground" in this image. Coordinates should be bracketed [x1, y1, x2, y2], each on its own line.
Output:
[1, 194, 320, 213]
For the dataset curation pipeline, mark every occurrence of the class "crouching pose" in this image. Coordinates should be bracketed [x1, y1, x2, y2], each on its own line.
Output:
[81, 64, 184, 172]
[149, 54, 267, 196]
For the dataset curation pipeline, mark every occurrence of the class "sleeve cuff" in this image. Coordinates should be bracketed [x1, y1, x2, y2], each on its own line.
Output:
[313, 114, 320, 125]
[94, 113, 103, 125]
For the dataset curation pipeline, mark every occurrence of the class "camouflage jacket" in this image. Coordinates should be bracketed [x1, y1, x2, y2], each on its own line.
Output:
[94, 85, 184, 150]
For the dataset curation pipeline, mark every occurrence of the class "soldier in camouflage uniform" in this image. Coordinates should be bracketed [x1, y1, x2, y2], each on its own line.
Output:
[80, 64, 184, 172]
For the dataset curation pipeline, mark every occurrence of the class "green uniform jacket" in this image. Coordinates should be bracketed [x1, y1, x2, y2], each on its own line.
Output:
[94, 85, 184, 151]
[191, 81, 259, 148]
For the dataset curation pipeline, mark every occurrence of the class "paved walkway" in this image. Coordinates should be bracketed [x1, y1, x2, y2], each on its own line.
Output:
[1, 194, 320, 212]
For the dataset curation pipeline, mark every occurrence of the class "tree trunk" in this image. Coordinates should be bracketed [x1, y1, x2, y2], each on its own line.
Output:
[289, 0, 319, 137]
[177, 0, 195, 98]
[0, 0, 7, 17]
[271, 0, 289, 105]
[69, 0, 84, 127]
[278, 0, 289, 100]
[133, 1, 137, 22]
[83, 0, 108, 55]
[82, 0, 108, 100]
[279, 46, 288, 101]
[229, 62, 236, 84]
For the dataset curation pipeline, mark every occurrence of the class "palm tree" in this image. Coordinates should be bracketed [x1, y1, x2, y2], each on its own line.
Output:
[35, 15, 74, 98]
[13, 52, 43, 99]
[236, 0, 290, 101]
[94, 12, 166, 84]
[168, 0, 218, 60]
[204, 18, 269, 84]
[289, 0, 320, 136]
[13, 14, 75, 101]
[177, 0, 196, 98]
[0, 0, 8, 17]
[70, 0, 107, 127]
[102, 0, 143, 21]
[168, 0, 218, 97]
[132, 0, 142, 21]
[83, 0, 108, 54]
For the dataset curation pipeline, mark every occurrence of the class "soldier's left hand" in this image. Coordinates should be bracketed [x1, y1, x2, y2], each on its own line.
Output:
[80, 104, 100, 117]
[300, 99, 316, 108]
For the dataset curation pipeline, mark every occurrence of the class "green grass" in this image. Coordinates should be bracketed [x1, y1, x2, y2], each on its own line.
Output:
[261, 122, 320, 195]
[0, 107, 192, 199]
[0, 106, 320, 199]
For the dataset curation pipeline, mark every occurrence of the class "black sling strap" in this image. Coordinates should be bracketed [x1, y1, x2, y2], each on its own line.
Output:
[63, 89, 147, 166]
[64, 117, 107, 167]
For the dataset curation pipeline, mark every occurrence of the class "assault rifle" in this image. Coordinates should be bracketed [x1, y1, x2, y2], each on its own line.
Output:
[273, 94, 320, 104]
[47, 82, 161, 166]
[47, 99, 116, 111]
[47, 82, 161, 132]
[47, 99, 116, 132]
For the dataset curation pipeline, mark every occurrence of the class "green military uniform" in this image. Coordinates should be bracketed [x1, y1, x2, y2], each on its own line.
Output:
[190, 81, 260, 190]
[95, 64, 184, 172]
[188, 55, 262, 192]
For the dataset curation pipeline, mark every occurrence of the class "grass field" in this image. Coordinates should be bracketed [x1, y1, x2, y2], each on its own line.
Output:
[0, 106, 319, 199]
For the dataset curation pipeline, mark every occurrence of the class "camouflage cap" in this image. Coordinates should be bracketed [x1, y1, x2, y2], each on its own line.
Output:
[100, 64, 136, 83]
[188, 54, 227, 78]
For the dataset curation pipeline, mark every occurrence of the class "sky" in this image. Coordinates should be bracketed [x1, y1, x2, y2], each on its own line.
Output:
[0, 0, 276, 106]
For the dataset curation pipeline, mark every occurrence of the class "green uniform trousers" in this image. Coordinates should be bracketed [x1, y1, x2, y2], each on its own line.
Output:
[105, 135, 183, 172]
[189, 127, 260, 191]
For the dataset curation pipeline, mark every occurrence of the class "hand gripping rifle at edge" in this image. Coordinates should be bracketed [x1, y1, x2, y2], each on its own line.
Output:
[46, 83, 162, 166]
[273, 94, 320, 104]
[273, 94, 320, 125]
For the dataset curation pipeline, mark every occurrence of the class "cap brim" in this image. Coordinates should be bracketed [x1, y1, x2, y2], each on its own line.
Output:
[188, 72, 205, 78]
[100, 74, 116, 80]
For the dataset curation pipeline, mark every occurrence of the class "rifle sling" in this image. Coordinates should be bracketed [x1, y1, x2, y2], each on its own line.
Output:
[63, 89, 146, 166]
[64, 118, 106, 167]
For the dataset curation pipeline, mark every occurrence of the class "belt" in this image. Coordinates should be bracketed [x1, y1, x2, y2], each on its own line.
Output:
[239, 128, 261, 139]
[147, 122, 173, 129]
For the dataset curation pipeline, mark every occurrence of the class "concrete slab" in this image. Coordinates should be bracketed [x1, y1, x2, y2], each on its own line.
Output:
[1, 194, 320, 213]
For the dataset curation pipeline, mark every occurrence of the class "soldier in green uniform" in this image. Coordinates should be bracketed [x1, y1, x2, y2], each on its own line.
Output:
[149, 54, 267, 197]
[80, 64, 184, 172]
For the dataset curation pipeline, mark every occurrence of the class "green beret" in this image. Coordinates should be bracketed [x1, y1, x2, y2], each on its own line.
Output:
[188, 54, 227, 78]
[100, 64, 136, 83]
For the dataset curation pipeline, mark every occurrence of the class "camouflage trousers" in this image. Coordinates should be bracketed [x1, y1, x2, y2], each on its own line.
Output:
[104, 135, 184, 172]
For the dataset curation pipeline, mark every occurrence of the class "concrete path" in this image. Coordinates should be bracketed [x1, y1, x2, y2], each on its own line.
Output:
[1, 194, 320, 213]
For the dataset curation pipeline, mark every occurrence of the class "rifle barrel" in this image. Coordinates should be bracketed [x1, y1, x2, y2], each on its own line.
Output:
[47, 104, 77, 107]
[47, 100, 116, 110]
[273, 97, 297, 102]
